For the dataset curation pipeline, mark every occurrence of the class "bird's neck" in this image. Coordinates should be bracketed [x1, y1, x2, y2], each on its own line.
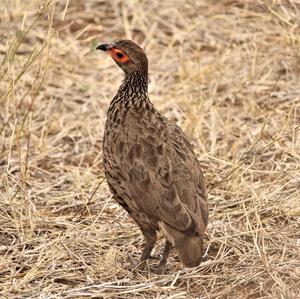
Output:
[109, 72, 150, 109]
[123, 72, 149, 96]
[106, 72, 155, 126]
[118, 72, 148, 100]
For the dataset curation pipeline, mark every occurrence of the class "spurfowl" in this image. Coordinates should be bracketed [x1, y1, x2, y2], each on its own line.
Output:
[97, 40, 208, 271]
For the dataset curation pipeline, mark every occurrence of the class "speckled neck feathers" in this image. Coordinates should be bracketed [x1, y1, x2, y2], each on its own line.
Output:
[107, 72, 151, 116]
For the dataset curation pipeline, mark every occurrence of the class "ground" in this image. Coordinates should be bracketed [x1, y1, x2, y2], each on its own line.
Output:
[0, 0, 299, 298]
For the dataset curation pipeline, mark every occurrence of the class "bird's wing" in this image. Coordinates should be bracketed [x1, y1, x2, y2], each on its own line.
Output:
[124, 122, 208, 236]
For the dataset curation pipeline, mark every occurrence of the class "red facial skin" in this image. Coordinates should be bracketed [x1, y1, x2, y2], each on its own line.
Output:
[108, 48, 129, 63]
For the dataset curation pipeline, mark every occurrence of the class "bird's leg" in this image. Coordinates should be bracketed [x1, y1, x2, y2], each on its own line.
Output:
[158, 240, 172, 267]
[128, 226, 157, 270]
[138, 229, 157, 265]
[130, 236, 173, 274]
[149, 240, 173, 274]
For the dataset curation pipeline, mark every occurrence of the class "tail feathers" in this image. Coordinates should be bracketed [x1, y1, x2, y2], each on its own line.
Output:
[175, 234, 203, 268]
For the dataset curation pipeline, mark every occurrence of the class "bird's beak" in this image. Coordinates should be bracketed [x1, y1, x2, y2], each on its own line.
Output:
[96, 43, 115, 51]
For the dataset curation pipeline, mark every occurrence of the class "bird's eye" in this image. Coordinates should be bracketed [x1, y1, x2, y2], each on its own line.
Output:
[108, 48, 129, 62]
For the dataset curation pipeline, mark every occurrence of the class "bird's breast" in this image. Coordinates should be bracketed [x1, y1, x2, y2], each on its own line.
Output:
[103, 108, 166, 170]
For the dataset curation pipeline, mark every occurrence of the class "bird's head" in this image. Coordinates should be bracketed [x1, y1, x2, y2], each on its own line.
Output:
[96, 40, 148, 75]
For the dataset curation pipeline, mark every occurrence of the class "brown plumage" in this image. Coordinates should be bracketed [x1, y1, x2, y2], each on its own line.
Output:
[96, 40, 208, 271]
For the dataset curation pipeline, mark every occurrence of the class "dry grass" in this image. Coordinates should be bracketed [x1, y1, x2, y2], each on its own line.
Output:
[1, 0, 300, 298]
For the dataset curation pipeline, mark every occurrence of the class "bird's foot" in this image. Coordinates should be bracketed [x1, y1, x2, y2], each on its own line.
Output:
[148, 264, 166, 274]
[148, 254, 161, 260]
[127, 254, 167, 274]
[127, 253, 149, 271]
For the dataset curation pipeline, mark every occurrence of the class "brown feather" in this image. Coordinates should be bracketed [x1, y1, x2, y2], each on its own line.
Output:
[100, 39, 209, 269]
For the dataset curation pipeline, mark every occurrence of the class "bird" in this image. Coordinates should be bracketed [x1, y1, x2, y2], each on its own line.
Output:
[96, 40, 208, 272]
